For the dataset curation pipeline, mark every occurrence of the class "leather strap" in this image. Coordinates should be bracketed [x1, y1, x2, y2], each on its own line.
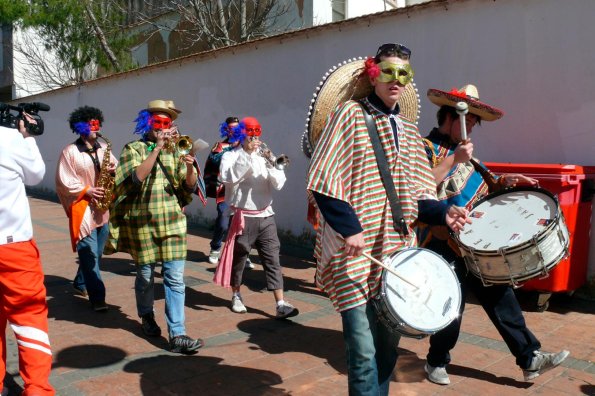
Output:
[359, 102, 408, 236]
[156, 156, 184, 208]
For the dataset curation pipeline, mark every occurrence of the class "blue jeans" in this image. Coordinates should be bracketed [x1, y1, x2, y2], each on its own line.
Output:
[341, 301, 400, 396]
[210, 201, 230, 251]
[75, 224, 108, 303]
[135, 260, 186, 338]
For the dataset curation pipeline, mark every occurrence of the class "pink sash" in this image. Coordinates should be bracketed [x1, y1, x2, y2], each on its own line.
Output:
[213, 206, 266, 287]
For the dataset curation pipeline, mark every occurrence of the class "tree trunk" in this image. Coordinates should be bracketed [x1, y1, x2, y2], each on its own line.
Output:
[83, 0, 121, 71]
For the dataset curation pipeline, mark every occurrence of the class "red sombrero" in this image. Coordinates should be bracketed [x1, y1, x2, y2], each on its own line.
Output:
[427, 84, 503, 121]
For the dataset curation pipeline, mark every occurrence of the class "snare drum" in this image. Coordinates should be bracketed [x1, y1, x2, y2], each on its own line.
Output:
[454, 187, 569, 286]
[373, 248, 461, 339]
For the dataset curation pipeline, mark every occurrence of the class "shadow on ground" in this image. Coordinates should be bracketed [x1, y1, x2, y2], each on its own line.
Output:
[123, 354, 287, 396]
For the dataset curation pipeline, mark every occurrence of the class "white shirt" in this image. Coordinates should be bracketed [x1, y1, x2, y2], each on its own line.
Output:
[0, 126, 46, 245]
[219, 147, 285, 217]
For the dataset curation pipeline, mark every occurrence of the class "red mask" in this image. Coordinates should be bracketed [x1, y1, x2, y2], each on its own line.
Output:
[152, 114, 172, 130]
[242, 116, 262, 137]
[89, 119, 101, 132]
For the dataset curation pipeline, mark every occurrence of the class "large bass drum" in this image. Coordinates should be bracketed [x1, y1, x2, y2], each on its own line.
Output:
[373, 248, 461, 339]
[453, 186, 569, 286]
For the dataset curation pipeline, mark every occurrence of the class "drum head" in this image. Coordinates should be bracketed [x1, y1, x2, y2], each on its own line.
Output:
[457, 187, 560, 252]
[382, 248, 461, 334]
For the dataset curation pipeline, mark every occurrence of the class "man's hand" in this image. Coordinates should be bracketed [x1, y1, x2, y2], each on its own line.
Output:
[446, 205, 471, 233]
[344, 232, 365, 257]
[502, 174, 538, 187]
[86, 186, 105, 201]
[453, 141, 473, 164]
[17, 113, 36, 138]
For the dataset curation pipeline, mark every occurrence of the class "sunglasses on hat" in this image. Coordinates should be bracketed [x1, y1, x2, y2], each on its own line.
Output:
[375, 43, 412, 60]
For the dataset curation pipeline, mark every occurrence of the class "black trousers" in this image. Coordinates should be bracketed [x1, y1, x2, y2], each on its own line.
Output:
[425, 239, 541, 370]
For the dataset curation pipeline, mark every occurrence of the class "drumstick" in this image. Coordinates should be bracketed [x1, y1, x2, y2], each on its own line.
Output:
[456, 101, 469, 142]
[361, 252, 419, 289]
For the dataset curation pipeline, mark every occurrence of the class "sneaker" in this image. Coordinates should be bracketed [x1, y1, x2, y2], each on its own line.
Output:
[276, 302, 299, 319]
[169, 335, 204, 355]
[141, 312, 162, 337]
[73, 285, 88, 298]
[425, 362, 450, 385]
[523, 350, 570, 381]
[92, 301, 108, 312]
[208, 249, 221, 264]
[245, 257, 255, 270]
[231, 295, 247, 313]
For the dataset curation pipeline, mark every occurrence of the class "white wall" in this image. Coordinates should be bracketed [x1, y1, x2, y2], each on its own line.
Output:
[16, 0, 595, 274]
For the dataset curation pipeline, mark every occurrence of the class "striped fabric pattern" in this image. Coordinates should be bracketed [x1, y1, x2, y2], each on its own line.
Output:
[423, 129, 489, 207]
[307, 98, 437, 312]
[105, 140, 193, 265]
[10, 322, 52, 356]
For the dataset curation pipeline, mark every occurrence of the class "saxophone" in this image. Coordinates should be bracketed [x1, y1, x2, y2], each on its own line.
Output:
[94, 133, 115, 211]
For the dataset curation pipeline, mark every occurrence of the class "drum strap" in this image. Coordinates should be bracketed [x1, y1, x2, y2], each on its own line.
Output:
[359, 102, 409, 236]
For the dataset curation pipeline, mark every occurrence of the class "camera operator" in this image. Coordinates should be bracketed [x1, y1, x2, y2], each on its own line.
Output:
[0, 112, 55, 395]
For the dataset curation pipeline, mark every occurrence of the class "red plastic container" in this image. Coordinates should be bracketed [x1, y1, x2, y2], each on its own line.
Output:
[484, 163, 595, 292]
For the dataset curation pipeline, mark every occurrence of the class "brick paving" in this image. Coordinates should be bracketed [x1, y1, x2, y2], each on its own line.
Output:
[3, 197, 594, 395]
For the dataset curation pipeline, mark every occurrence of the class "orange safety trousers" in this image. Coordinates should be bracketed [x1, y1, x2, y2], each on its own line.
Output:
[0, 240, 54, 396]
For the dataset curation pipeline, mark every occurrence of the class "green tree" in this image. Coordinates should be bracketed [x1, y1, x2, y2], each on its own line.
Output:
[3, 0, 134, 94]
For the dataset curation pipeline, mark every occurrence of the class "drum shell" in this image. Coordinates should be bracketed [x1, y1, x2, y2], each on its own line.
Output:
[454, 187, 570, 285]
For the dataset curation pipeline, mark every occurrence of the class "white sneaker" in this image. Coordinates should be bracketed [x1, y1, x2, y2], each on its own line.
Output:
[208, 249, 221, 264]
[231, 295, 247, 313]
[276, 301, 299, 319]
[425, 362, 450, 385]
[523, 350, 570, 381]
[246, 257, 255, 269]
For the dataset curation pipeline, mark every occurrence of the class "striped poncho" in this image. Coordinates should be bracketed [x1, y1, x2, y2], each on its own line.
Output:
[306, 97, 437, 312]
[105, 140, 193, 265]
[423, 128, 489, 207]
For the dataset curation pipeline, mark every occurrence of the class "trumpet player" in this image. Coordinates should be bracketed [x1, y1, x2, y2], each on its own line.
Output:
[104, 100, 204, 355]
[214, 116, 299, 319]
[56, 106, 118, 312]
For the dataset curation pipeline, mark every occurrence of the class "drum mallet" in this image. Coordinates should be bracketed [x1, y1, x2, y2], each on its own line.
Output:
[456, 101, 469, 142]
[361, 252, 419, 289]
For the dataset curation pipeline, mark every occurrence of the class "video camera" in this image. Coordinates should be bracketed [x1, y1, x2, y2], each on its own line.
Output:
[0, 102, 50, 136]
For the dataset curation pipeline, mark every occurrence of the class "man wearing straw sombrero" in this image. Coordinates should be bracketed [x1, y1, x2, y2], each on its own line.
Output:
[305, 44, 470, 395]
[421, 84, 569, 385]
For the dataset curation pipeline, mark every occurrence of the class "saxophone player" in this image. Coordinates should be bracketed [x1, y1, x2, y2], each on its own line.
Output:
[56, 106, 118, 312]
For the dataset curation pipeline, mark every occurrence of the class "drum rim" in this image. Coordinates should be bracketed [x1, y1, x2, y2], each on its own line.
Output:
[378, 247, 462, 334]
[453, 186, 564, 253]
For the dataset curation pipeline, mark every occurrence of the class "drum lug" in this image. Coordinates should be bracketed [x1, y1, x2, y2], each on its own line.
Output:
[498, 247, 519, 287]
[531, 235, 550, 279]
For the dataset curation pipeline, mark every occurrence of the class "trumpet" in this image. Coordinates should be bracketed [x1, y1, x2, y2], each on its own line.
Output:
[257, 141, 289, 170]
[162, 126, 194, 157]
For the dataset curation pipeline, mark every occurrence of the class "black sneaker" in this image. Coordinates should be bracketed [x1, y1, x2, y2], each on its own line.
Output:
[141, 312, 161, 337]
[169, 335, 204, 355]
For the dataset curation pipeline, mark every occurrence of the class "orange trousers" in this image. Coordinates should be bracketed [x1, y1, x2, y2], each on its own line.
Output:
[0, 240, 54, 395]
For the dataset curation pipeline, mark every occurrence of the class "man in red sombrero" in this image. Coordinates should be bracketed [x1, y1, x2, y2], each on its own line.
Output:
[421, 84, 569, 385]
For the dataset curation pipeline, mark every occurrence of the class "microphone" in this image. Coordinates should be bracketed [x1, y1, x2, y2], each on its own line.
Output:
[31, 102, 51, 112]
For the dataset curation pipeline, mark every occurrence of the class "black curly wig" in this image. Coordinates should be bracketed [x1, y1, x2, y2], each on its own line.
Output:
[68, 106, 104, 133]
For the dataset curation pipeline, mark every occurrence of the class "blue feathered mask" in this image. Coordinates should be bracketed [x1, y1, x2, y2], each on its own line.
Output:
[220, 122, 245, 144]
[134, 109, 152, 139]
[73, 122, 91, 137]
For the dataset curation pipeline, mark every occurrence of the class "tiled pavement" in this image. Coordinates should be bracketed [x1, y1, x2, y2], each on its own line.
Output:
[4, 197, 594, 395]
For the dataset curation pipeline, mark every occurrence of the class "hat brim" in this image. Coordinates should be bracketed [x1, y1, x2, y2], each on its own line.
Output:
[304, 59, 419, 156]
[147, 107, 179, 121]
[427, 89, 503, 121]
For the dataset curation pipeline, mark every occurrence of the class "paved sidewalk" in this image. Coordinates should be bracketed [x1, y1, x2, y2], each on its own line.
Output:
[3, 197, 594, 395]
